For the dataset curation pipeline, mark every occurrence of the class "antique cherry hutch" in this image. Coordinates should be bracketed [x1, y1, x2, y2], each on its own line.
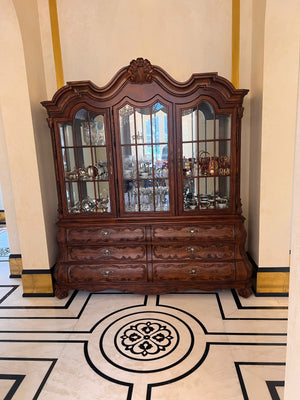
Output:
[42, 58, 253, 299]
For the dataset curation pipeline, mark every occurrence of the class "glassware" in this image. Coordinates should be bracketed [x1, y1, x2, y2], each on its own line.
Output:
[83, 121, 105, 146]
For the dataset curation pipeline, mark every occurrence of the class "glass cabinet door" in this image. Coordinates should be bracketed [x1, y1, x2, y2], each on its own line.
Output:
[118, 102, 170, 214]
[58, 109, 113, 214]
[181, 102, 232, 212]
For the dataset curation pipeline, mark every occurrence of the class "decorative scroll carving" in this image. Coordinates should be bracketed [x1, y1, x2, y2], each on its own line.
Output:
[67, 226, 145, 243]
[237, 106, 244, 119]
[128, 58, 154, 83]
[152, 225, 235, 241]
[47, 117, 54, 128]
[153, 263, 235, 281]
[152, 244, 235, 260]
[68, 245, 146, 261]
[68, 264, 147, 283]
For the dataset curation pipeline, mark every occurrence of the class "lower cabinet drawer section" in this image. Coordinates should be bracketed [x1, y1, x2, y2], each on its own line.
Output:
[66, 226, 146, 244]
[152, 225, 235, 241]
[152, 244, 235, 260]
[68, 245, 146, 262]
[68, 264, 147, 283]
[153, 263, 235, 281]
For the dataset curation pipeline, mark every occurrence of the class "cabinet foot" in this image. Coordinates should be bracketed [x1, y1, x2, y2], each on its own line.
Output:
[237, 287, 252, 298]
[54, 286, 69, 299]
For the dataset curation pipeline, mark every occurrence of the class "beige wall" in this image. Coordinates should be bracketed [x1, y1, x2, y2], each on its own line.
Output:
[56, 0, 232, 85]
[258, 0, 300, 268]
[0, 112, 21, 254]
[248, 0, 266, 263]
[239, 0, 253, 242]
[285, 47, 300, 400]
[0, 0, 57, 269]
[247, 0, 300, 269]
[37, 0, 57, 98]
[13, 0, 58, 266]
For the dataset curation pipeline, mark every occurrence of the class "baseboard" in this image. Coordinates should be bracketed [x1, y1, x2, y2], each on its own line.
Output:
[0, 210, 5, 224]
[22, 268, 54, 296]
[9, 274, 22, 279]
[247, 253, 289, 296]
[9, 254, 22, 276]
[23, 293, 55, 298]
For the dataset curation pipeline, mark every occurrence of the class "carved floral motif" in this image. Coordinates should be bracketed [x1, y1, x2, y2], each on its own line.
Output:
[128, 58, 153, 83]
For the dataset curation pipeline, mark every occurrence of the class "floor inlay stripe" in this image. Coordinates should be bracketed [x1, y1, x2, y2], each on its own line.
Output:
[235, 362, 285, 400]
[266, 380, 285, 400]
[0, 374, 25, 400]
[231, 289, 288, 310]
[0, 358, 58, 400]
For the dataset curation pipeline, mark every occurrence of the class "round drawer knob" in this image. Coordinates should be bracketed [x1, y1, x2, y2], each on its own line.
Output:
[189, 268, 198, 276]
[101, 248, 112, 256]
[101, 230, 110, 237]
[101, 270, 113, 277]
[187, 228, 199, 235]
[186, 246, 199, 254]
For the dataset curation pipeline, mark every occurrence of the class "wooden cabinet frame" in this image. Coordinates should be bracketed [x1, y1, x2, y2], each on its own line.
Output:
[42, 58, 253, 299]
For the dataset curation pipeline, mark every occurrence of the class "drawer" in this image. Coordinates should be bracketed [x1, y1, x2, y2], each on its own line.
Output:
[66, 226, 146, 244]
[152, 224, 235, 241]
[67, 264, 147, 283]
[153, 262, 235, 281]
[68, 245, 146, 262]
[152, 244, 235, 260]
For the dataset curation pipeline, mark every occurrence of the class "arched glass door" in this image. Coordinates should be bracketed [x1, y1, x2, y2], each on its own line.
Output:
[181, 101, 232, 212]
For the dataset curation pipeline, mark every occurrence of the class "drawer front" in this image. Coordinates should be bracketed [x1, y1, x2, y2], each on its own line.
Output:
[67, 226, 146, 244]
[68, 264, 147, 283]
[153, 263, 235, 281]
[68, 245, 146, 262]
[152, 244, 235, 261]
[152, 225, 235, 241]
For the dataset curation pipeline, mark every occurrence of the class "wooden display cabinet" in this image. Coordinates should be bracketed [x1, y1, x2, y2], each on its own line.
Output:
[42, 58, 253, 299]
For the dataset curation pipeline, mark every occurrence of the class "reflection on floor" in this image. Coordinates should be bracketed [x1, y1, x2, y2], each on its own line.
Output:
[0, 228, 287, 400]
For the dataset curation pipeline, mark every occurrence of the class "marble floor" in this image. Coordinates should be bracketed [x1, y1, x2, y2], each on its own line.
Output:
[0, 227, 288, 399]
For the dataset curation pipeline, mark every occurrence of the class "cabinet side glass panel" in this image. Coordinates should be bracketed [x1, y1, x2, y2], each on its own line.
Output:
[59, 109, 111, 214]
[182, 103, 232, 211]
[119, 102, 169, 213]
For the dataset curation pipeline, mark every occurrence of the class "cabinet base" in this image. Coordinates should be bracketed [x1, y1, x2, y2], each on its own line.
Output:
[53, 279, 253, 299]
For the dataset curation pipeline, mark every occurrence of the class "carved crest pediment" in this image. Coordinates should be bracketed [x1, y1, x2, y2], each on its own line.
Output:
[128, 58, 153, 83]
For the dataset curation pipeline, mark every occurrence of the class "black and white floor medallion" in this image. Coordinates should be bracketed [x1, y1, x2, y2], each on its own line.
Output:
[117, 318, 177, 360]
[86, 296, 208, 399]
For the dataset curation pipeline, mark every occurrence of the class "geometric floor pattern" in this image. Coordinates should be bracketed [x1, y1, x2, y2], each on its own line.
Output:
[0, 229, 288, 399]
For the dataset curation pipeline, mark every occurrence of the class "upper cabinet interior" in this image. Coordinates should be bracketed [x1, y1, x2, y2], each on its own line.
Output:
[42, 58, 248, 220]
